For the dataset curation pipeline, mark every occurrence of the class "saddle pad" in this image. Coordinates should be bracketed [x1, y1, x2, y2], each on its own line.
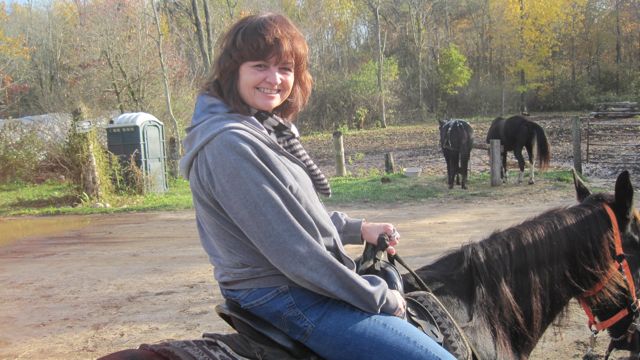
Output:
[139, 333, 300, 360]
[405, 291, 474, 360]
[139, 334, 248, 360]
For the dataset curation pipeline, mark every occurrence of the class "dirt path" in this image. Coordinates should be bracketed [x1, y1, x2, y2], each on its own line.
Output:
[2, 180, 633, 360]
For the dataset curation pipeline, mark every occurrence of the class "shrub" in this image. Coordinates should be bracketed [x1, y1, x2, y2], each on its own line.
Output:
[0, 121, 47, 182]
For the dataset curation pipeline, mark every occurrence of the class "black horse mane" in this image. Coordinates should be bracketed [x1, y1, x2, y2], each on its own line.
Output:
[421, 202, 623, 354]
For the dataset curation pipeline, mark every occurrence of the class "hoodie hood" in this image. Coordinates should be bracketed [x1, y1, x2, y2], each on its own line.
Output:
[179, 94, 266, 178]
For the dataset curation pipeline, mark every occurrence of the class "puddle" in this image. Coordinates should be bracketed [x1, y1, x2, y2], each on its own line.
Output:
[0, 216, 93, 246]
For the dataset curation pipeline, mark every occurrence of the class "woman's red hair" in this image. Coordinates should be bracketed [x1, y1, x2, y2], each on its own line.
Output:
[202, 13, 312, 120]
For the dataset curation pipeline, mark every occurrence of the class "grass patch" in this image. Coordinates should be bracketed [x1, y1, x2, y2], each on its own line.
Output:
[0, 178, 193, 216]
[324, 173, 441, 204]
[0, 169, 577, 216]
[322, 168, 576, 205]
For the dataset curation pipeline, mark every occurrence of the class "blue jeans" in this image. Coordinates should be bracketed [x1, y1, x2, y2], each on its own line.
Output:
[220, 285, 455, 360]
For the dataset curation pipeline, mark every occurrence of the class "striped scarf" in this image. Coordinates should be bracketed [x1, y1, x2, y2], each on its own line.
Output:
[254, 111, 331, 197]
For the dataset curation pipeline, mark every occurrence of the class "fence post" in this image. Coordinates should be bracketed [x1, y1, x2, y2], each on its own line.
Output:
[333, 131, 347, 177]
[384, 152, 395, 174]
[572, 116, 582, 174]
[490, 139, 502, 186]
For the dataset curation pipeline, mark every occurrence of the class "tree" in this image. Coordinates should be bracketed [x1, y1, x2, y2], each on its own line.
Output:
[150, 0, 181, 158]
[0, 3, 31, 116]
[437, 44, 472, 97]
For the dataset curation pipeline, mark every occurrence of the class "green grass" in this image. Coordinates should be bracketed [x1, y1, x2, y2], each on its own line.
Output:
[0, 178, 194, 216]
[0, 170, 576, 216]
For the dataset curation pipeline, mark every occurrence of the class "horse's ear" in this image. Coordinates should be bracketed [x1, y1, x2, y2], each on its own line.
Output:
[572, 169, 591, 202]
[614, 170, 634, 215]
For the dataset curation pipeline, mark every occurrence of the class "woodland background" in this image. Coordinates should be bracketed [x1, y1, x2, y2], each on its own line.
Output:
[1, 0, 639, 133]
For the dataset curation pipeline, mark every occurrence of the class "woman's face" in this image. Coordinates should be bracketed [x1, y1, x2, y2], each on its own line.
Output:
[238, 58, 294, 113]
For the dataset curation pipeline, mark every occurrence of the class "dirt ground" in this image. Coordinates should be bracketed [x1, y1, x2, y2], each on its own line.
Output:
[1, 180, 638, 360]
[2, 114, 639, 359]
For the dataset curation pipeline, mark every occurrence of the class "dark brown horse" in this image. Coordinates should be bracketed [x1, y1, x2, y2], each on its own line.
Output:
[439, 119, 474, 189]
[100, 171, 640, 360]
[404, 170, 640, 359]
[486, 115, 550, 184]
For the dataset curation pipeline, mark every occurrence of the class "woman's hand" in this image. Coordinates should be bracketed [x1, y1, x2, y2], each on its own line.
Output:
[390, 289, 406, 318]
[360, 221, 400, 255]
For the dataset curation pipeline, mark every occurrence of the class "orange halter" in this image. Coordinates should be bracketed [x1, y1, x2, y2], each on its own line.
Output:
[578, 204, 640, 333]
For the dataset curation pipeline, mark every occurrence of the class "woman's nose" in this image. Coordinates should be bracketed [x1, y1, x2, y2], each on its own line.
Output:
[265, 67, 282, 85]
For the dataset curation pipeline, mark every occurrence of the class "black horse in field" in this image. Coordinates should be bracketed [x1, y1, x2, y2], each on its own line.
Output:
[100, 171, 640, 360]
[439, 119, 474, 189]
[486, 115, 550, 184]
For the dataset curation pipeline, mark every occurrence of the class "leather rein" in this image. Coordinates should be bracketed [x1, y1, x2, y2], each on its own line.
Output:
[578, 204, 640, 358]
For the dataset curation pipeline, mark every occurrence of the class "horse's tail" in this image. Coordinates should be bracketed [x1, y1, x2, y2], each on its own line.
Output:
[532, 123, 550, 170]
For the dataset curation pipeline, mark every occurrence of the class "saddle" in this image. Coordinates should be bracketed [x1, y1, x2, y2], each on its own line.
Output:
[214, 234, 475, 360]
[355, 234, 475, 360]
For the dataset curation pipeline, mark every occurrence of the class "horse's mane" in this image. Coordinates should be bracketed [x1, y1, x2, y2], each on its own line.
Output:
[450, 203, 623, 353]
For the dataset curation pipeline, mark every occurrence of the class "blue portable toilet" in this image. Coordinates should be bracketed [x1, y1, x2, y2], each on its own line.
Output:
[106, 112, 167, 193]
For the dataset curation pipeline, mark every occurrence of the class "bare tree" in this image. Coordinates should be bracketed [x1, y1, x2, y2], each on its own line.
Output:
[191, 0, 210, 72]
[367, 0, 387, 128]
[150, 0, 182, 157]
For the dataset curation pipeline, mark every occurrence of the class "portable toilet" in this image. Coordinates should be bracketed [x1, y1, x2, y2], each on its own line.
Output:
[106, 112, 167, 193]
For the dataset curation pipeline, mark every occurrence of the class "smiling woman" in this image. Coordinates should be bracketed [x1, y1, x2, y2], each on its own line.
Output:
[237, 60, 294, 113]
[167, 12, 456, 360]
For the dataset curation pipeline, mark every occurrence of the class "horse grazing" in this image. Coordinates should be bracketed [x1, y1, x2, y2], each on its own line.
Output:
[439, 119, 474, 189]
[100, 171, 640, 360]
[485, 115, 550, 184]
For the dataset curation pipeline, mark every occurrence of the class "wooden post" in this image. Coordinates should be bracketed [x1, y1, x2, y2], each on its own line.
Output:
[490, 139, 502, 186]
[167, 137, 180, 179]
[72, 105, 102, 200]
[384, 152, 395, 174]
[572, 116, 582, 174]
[333, 131, 347, 177]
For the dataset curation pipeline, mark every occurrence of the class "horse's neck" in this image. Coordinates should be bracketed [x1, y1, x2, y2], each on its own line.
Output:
[415, 247, 577, 359]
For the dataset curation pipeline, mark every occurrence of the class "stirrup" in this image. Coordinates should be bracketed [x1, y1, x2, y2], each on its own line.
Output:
[405, 291, 475, 360]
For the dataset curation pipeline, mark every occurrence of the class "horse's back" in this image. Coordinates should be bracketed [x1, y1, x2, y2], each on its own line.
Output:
[486, 117, 505, 143]
[441, 119, 473, 150]
[488, 115, 536, 149]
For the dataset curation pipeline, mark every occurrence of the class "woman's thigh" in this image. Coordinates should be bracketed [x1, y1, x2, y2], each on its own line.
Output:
[221, 286, 454, 360]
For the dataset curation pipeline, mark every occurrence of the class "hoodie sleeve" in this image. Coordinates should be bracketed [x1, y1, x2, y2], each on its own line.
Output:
[329, 211, 364, 246]
[192, 129, 399, 315]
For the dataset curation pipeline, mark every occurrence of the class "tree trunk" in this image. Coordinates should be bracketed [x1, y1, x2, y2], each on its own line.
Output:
[203, 0, 214, 66]
[191, 0, 210, 72]
[225, 0, 237, 19]
[372, 2, 387, 128]
[103, 50, 125, 114]
[518, 0, 527, 114]
[615, 0, 622, 95]
[151, 0, 182, 161]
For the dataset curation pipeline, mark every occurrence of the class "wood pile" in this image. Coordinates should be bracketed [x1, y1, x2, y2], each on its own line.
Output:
[590, 101, 640, 118]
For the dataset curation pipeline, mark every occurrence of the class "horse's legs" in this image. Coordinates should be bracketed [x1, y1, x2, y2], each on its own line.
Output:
[96, 349, 163, 360]
[526, 143, 535, 184]
[444, 151, 454, 189]
[453, 152, 461, 186]
[460, 149, 470, 189]
[501, 152, 508, 183]
[513, 145, 527, 184]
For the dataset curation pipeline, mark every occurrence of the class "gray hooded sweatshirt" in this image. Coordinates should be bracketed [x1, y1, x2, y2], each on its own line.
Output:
[179, 94, 399, 315]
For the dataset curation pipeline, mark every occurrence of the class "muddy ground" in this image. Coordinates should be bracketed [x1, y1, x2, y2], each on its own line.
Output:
[1, 114, 639, 359]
